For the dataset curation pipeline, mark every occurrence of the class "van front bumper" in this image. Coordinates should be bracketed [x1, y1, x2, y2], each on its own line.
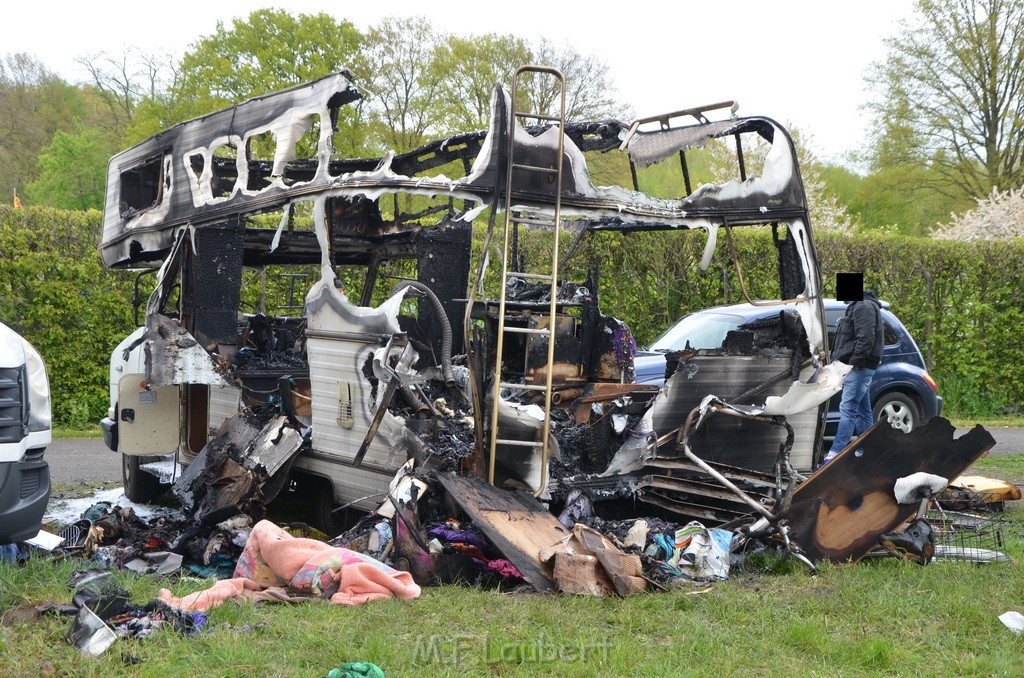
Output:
[0, 452, 50, 544]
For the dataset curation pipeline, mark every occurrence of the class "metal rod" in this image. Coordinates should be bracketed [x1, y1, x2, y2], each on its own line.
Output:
[734, 133, 746, 181]
[678, 150, 692, 196]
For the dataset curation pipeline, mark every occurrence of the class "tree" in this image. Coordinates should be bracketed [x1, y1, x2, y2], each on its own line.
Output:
[529, 39, 630, 121]
[0, 53, 83, 202]
[431, 33, 532, 132]
[868, 0, 1024, 199]
[175, 9, 361, 105]
[143, 9, 364, 151]
[75, 48, 178, 141]
[24, 128, 114, 210]
[359, 17, 446, 153]
[934, 186, 1024, 240]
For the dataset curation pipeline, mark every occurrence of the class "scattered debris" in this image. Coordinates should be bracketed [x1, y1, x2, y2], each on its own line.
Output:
[938, 474, 1023, 509]
[173, 408, 303, 525]
[61, 568, 207, 656]
[436, 473, 570, 592]
[786, 419, 995, 563]
[999, 611, 1024, 634]
[67, 606, 118, 657]
[19, 65, 1010, 649]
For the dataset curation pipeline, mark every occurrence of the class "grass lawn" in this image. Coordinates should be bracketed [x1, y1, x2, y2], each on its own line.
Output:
[4, 536, 1024, 676]
[4, 463, 1024, 676]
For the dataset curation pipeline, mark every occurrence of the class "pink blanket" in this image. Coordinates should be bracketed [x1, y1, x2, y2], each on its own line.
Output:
[159, 520, 421, 611]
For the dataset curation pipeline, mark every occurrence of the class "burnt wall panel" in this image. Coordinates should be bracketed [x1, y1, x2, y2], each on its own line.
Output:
[417, 221, 471, 356]
[183, 221, 245, 347]
[653, 354, 817, 471]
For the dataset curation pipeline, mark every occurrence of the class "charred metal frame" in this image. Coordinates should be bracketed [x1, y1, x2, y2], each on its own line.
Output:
[100, 68, 845, 540]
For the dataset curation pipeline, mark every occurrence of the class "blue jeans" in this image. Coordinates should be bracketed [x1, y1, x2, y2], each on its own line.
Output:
[829, 366, 875, 455]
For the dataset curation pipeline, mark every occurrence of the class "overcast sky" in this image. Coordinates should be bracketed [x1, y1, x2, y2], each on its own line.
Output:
[5, 0, 917, 165]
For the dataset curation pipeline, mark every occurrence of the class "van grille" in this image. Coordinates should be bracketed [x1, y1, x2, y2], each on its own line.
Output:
[0, 366, 26, 444]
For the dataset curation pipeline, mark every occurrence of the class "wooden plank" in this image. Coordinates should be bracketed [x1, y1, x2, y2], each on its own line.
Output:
[787, 417, 995, 564]
[436, 473, 571, 591]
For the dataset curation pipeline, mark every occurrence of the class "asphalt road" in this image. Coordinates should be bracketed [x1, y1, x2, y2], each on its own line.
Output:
[47, 437, 122, 485]
[45, 426, 1024, 486]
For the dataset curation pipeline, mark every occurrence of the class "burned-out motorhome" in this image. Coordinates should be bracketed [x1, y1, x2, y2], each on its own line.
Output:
[98, 67, 995, 590]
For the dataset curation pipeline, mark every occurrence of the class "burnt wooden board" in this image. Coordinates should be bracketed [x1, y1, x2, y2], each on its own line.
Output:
[787, 417, 995, 563]
[436, 473, 571, 592]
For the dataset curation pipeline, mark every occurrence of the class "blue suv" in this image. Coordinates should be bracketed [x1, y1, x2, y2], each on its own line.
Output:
[634, 300, 943, 437]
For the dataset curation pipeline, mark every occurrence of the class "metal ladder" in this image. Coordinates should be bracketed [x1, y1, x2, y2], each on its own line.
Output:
[487, 66, 566, 497]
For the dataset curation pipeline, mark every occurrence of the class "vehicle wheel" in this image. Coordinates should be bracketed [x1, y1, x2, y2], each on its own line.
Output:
[873, 392, 920, 434]
[122, 453, 164, 503]
[304, 474, 349, 537]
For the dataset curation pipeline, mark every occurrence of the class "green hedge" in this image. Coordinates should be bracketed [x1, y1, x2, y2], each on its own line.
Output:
[574, 228, 1024, 416]
[816, 232, 1024, 416]
[0, 206, 134, 428]
[1, 207, 1021, 426]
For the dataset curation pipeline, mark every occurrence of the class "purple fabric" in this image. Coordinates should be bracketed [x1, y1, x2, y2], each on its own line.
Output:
[427, 525, 489, 550]
[613, 322, 637, 368]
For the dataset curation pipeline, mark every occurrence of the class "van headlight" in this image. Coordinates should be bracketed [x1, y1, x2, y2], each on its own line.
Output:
[22, 339, 50, 432]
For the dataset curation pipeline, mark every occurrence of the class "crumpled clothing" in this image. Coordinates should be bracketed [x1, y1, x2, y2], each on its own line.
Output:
[427, 525, 489, 551]
[484, 559, 522, 580]
[82, 502, 114, 522]
[108, 600, 207, 638]
[644, 532, 677, 562]
[444, 544, 521, 581]
[448, 542, 489, 562]
[158, 520, 420, 611]
[325, 663, 386, 678]
[0, 543, 28, 563]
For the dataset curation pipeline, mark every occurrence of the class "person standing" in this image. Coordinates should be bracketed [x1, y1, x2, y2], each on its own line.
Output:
[822, 289, 885, 464]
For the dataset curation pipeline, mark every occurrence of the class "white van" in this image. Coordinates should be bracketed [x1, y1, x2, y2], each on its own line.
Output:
[0, 320, 51, 544]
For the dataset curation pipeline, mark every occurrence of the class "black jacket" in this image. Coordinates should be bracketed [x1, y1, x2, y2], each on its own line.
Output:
[831, 291, 884, 369]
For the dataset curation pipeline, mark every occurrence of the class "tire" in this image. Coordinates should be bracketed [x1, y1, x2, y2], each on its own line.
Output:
[122, 453, 164, 503]
[304, 474, 349, 537]
[873, 391, 921, 434]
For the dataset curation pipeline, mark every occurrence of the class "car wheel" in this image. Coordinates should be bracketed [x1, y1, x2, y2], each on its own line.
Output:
[122, 453, 164, 503]
[873, 392, 920, 434]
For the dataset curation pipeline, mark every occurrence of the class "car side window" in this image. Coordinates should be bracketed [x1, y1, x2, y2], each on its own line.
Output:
[883, 321, 898, 346]
[825, 309, 842, 348]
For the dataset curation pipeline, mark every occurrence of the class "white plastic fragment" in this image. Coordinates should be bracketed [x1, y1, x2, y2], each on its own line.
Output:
[376, 459, 429, 519]
[270, 203, 291, 253]
[612, 414, 628, 434]
[24, 529, 64, 550]
[934, 545, 1011, 563]
[67, 606, 118, 657]
[624, 520, 649, 550]
[511, 403, 546, 421]
[757, 362, 851, 416]
[675, 521, 732, 580]
[893, 472, 949, 504]
[458, 203, 487, 222]
[999, 611, 1024, 634]
[697, 220, 718, 271]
